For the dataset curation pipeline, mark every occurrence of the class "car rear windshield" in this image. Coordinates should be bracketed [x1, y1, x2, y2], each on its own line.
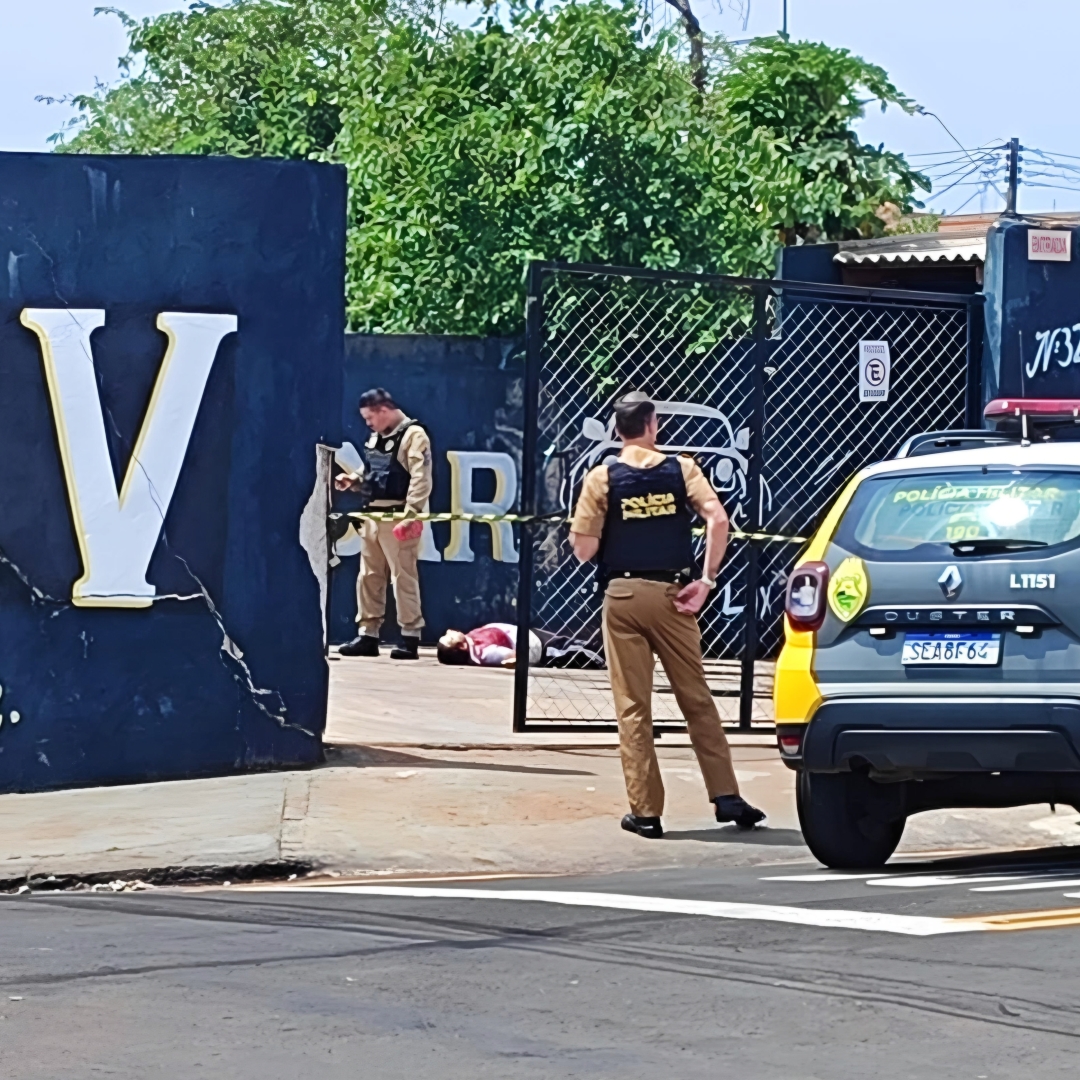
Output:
[834, 467, 1080, 559]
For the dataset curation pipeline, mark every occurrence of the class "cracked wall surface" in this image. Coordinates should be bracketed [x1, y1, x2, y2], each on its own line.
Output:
[0, 152, 345, 793]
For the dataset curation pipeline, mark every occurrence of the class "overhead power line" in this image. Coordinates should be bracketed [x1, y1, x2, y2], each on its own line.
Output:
[910, 140, 1080, 214]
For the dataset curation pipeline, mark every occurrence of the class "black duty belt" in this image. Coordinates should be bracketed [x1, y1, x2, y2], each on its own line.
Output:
[609, 569, 693, 585]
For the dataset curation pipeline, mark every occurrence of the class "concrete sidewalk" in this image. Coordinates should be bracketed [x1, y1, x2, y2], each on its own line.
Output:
[3, 739, 1078, 883]
[325, 648, 776, 747]
[0, 744, 793, 881]
[2, 656, 1079, 882]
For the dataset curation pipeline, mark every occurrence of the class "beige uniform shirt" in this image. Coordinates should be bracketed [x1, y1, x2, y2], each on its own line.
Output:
[368, 416, 433, 513]
[570, 445, 718, 537]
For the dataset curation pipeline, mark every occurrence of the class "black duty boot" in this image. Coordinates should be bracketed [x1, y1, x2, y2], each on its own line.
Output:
[390, 636, 420, 660]
[713, 795, 766, 829]
[339, 635, 380, 657]
[621, 813, 664, 839]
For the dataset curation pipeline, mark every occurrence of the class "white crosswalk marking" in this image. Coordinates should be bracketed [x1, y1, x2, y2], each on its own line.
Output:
[760, 874, 886, 882]
[761, 871, 1080, 892]
[970, 878, 1080, 893]
[279, 885, 989, 936]
[867, 875, 1026, 889]
[760, 872, 1027, 888]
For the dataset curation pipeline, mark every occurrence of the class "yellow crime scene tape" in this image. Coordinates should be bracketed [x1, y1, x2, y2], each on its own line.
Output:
[726, 529, 806, 543]
[347, 510, 547, 524]
[342, 510, 805, 544]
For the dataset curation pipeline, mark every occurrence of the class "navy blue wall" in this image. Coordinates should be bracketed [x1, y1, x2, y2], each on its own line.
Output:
[983, 218, 1080, 401]
[780, 243, 842, 286]
[332, 335, 524, 644]
[0, 152, 344, 793]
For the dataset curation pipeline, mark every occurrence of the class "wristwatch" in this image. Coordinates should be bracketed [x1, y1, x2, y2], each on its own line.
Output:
[700, 575, 718, 590]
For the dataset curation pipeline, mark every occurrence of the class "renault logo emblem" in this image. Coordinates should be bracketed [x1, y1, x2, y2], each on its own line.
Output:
[938, 565, 963, 599]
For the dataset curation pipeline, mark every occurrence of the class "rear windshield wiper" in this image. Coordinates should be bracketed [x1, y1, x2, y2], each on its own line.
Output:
[949, 538, 1049, 556]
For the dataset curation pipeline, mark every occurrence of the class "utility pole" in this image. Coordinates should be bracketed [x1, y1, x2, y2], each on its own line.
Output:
[1005, 137, 1020, 216]
[780, 0, 789, 40]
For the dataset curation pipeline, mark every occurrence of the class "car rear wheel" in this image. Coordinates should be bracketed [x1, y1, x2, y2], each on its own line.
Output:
[796, 770, 906, 869]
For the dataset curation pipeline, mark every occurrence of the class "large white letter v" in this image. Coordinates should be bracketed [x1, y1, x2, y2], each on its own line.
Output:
[21, 309, 238, 607]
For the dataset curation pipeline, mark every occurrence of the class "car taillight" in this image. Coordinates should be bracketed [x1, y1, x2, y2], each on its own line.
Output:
[785, 561, 829, 631]
[776, 725, 805, 758]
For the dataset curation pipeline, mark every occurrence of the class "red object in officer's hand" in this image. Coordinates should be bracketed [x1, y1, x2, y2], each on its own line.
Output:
[392, 519, 424, 542]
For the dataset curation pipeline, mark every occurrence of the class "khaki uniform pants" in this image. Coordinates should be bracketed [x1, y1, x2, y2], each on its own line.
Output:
[357, 519, 424, 637]
[602, 578, 739, 818]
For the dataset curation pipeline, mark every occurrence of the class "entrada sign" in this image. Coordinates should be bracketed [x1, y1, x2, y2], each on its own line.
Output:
[1028, 229, 1072, 262]
[20, 308, 237, 608]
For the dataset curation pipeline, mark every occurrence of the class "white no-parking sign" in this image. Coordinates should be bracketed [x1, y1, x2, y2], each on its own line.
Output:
[858, 340, 891, 403]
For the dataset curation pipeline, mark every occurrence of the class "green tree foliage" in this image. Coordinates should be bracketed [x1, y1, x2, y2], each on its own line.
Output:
[334, 2, 792, 332]
[717, 37, 925, 244]
[59, 0, 928, 334]
[55, 0, 378, 157]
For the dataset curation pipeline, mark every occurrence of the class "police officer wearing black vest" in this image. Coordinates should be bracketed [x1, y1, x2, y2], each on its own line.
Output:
[569, 392, 765, 837]
[335, 388, 433, 659]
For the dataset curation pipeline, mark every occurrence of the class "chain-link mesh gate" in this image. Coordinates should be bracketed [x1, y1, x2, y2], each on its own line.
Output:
[513, 262, 982, 733]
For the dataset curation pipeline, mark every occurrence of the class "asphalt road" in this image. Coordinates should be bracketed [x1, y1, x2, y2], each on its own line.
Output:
[7, 846, 1080, 1079]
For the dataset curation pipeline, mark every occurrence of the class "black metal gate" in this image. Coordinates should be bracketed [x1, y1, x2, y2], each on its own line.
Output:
[513, 262, 983, 732]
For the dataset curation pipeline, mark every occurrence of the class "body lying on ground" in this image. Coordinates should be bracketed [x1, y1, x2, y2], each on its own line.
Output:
[437, 624, 543, 667]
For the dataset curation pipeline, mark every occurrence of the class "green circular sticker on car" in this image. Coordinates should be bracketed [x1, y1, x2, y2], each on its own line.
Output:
[827, 556, 869, 623]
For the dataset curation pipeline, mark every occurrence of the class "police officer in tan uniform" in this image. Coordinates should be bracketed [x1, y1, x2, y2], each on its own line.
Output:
[336, 388, 433, 660]
[569, 392, 765, 837]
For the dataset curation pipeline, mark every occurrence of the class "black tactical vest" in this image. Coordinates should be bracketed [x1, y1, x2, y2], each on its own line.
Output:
[363, 420, 424, 506]
[598, 456, 695, 576]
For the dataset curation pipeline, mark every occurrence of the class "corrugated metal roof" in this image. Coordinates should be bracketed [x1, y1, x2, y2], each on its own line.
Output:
[833, 233, 985, 266]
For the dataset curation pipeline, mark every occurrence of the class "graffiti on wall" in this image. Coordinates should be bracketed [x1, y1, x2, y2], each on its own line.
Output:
[564, 399, 753, 509]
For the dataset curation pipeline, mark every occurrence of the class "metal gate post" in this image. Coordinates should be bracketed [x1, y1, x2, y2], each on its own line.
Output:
[513, 261, 544, 732]
[964, 294, 986, 429]
[738, 285, 769, 730]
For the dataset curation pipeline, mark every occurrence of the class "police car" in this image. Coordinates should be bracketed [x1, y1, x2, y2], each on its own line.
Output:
[775, 399, 1080, 868]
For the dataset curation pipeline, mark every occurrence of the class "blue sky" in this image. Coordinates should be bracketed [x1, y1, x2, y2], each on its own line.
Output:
[5, 0, 1079, 213]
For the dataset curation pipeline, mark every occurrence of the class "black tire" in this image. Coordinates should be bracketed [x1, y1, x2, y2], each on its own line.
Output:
[796, 770, 906, 869]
